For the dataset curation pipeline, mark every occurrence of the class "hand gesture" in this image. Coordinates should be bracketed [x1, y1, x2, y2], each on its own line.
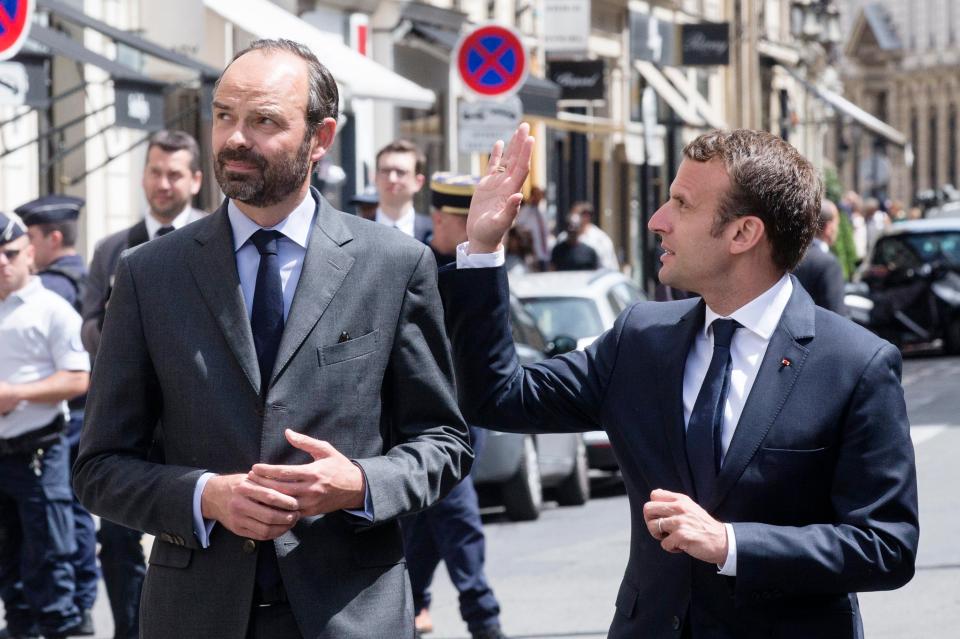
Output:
[643, 489, 729, 565]
[466, 122, 535, 254]
[246, 429, 366, 517]
[200, 473, 301, 541]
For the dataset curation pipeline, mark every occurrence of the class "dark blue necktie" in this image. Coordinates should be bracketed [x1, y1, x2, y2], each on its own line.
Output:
[250, 230, 284, 395]
[686, 318, 740, 504]
[249, 229, 284, 592]
[155, 226, 174, 237]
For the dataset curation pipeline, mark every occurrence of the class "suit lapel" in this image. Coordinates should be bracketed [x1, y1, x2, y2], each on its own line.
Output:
[658, 300, 705, 497]
[270, 191, 355, 388]
[126, 220, 149, 249]
[707, 282, 815, 512]
[185, 203, 262, 395]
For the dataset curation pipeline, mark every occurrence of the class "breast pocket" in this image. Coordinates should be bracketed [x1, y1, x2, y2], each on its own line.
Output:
[318, 329, 379, 367]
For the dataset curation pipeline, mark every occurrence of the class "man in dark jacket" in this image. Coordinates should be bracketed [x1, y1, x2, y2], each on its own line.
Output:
[793, 199, 847, 315]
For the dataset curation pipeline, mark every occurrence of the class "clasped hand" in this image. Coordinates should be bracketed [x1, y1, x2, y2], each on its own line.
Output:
[642, 489, 729, 566]
[201, 429, 365, 541]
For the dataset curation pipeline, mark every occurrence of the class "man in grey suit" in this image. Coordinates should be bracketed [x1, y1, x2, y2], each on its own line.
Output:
[793, 199, 847, 315]
[79, 129, 207, 639]
[74, 39, 470, 639]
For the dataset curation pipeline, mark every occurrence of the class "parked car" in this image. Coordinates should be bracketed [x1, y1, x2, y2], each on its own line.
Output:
[471, 295, 590, 521]
[509, 270, 646, 470]
[845, 219, 960, 354]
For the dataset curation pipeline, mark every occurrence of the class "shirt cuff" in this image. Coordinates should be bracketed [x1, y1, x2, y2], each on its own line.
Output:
[343, 462, 374, 522]
[193, 472, 217, 548]
[456, 241, 505, 268]
[717, 523, 737, 576]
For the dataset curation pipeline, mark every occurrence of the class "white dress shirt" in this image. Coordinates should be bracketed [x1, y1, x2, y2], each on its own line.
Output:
[683, 274, 793, 575]
[144, 205, 197, 240]
[192, 192, 371, 547]
[456, 243, 794, 576]
[375, 206, 416, 237]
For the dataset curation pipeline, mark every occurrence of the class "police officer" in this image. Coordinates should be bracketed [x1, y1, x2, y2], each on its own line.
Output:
[0, 211, 90, 639]
[401, 174, 507, 639]
[18, 196, 98, 636]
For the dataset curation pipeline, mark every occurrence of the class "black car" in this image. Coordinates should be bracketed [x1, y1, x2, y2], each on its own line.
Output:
[846, 219, 960, 354]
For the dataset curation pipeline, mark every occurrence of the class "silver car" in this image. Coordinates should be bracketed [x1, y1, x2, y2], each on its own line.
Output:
[471, 295, 590, 521]
[509, 270, 645, 471]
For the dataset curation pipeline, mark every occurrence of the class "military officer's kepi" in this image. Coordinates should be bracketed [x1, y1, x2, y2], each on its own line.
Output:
[430, 172, 480, 215]
[0, 211, 27, 245]
[15, 195, 85, 226]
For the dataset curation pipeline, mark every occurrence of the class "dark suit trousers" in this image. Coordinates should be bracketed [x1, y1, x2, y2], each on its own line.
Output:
[246, 602, 302, 639]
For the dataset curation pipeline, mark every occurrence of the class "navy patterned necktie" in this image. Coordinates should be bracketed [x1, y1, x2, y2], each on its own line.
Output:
[686, 318, 740, 504]
[249, 230, 285, 396]
[249, 229, 285, 591]
[155, 226, 174, 238]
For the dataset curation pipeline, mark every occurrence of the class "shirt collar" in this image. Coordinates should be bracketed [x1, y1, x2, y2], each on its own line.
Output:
[703, 273, 793, 341]
[375, 205, 415, 228]
[145, 204, 193, 239]
[227, 191, 315, 253]
[8, 275, 43, 304]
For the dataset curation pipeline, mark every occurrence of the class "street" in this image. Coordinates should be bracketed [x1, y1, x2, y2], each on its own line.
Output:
[5, 354, 959, 638]
[423, 354, 960, 639]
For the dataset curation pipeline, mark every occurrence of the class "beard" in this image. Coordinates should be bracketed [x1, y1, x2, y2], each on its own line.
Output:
[147, 192, 191, 220]
[215, 132, 313, 208]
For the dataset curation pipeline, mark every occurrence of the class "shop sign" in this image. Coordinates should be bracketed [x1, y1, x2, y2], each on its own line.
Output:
[548, 60, 605, 101]
[630, 11, 675, 66]
[680, 23, 730, 66]
[543, 0, 590, 53]
[115, 81, 165, 131]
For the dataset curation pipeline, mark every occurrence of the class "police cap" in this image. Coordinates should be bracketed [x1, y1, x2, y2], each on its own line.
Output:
[0, 211, 27, 246]
[15, 195, 85, 226]
[430, 172, 479, 215]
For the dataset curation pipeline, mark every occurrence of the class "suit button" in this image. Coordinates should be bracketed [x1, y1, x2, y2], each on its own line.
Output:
[672, 616, 681, 631]
[242, 539, 257, 554]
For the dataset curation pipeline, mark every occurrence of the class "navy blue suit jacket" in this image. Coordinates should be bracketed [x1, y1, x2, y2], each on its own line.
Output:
[439, 267, 918, 639]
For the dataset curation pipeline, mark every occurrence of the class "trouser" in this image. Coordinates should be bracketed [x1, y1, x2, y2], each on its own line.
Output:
[0, 435, 81, 637]
[67, 410, 99, 612]
[402, 428, 500, 633]
[97, 520, 145, 639]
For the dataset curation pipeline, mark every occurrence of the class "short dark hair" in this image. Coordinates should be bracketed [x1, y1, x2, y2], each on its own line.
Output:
[220, 38, 339, 136]
[34, 221, 78, 248]
[682, 129, 821, 271]
[569, 201, 594, 219]
[146, 130, 202, 173]
[376, 140, 426, 175]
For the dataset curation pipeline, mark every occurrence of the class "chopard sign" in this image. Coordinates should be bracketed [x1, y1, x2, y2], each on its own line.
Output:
[680, 23, 730, 65]
[547, 60, 605, 100]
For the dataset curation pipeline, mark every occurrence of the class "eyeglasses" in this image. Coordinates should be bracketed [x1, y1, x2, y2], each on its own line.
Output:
[1, 248, 23, 261]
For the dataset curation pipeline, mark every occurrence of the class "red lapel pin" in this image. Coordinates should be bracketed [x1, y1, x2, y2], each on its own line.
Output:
[780, 357, 792, 369]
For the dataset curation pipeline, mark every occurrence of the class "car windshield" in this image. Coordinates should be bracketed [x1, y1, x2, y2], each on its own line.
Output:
[522, 297, 605, 341]
[874, 231, 960, 271]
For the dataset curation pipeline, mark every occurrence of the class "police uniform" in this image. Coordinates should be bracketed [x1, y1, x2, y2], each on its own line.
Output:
[16, 196, 99, 632]
[401, 174, 505, 639]
[0, 212, 88, 639]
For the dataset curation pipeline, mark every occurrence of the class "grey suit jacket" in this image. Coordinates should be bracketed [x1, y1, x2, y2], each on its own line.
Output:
[74, 192, 471, 639]
[80, 207, 207, 357]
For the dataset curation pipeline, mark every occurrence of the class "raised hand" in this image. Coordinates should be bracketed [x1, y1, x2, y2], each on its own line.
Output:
[466, 122, 535, 254]
[246, 429, 366, 517]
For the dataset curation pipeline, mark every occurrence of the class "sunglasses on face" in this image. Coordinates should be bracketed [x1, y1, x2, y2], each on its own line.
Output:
[1, 247, 23, 261]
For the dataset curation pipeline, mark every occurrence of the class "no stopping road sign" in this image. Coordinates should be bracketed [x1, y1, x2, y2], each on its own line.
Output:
[454, 24, 528, 98]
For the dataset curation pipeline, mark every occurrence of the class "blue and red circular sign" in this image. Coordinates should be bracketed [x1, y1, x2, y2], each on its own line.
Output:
[0, 0, 34, 62]
[454, 24, 528, 98]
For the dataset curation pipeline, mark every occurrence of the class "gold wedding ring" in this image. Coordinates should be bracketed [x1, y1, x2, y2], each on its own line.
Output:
[657, 518, 664, 537]
[495, 164, 507, 173]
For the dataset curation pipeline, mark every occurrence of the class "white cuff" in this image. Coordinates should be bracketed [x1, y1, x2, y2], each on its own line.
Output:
[717, 523, 737, 576]
[193, 472, 217, 548]
[456, 241, 505, 268]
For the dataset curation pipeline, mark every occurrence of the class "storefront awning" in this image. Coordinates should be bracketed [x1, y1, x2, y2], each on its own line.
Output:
[203, 0, 435, 109]
[660, 67, 727, 130]
[38, 0, 221, 80]
[634, 60, 705, 128]
[781, 65, 906, 147]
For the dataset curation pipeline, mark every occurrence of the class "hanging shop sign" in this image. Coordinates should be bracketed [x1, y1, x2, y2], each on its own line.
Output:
[680, 22, 730, 66]
[547, 60, 605, 101]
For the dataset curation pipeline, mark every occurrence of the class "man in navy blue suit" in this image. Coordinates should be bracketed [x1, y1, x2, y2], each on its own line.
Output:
[439, 125, 918, 639]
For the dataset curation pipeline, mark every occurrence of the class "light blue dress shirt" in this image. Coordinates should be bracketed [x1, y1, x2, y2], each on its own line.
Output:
[191, 192, 371, 547]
